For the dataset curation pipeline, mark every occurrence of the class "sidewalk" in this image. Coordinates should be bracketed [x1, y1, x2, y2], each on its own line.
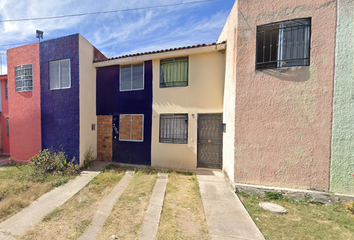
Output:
[0, 154, 9, 167]
[0, 161, 110, 240]
[197, 170, 265, 240]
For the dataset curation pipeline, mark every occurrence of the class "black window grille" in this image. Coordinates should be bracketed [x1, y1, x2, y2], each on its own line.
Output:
[160, 57, 188, 88]
[6, 117, 9, 137]
[160, 114, 188, 143]
[5, 80, 8, 99]
[256, 18, 311, 70]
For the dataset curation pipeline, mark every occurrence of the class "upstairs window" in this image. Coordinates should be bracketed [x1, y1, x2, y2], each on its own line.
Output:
[256, 18, 311, 70]
[50, 59, 71, 89]
[15, 64, 33, 92]
[160, 57, 188, 88]
[159, 114, 188, 143]
[120, 63, 144, 91]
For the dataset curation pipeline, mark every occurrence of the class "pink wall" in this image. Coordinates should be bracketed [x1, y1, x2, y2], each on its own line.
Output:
[219, 0, 336, 191]
[7, 43, 41, 161]
[0, 75, 9, 153]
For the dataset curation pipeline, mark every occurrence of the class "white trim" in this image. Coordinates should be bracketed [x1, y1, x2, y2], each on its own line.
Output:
[119, 62, 145, 92]
[49, 58, 71, 90]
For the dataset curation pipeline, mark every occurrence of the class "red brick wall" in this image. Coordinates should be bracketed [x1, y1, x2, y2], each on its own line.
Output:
[119, 115, 131, 140]
[119, 114, 143, 141]
[97, 115, 112, 161]
[131, 115, 143, 141]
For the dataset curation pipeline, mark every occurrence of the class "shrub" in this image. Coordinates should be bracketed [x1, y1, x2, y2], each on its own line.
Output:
[19, 149, 79, 182]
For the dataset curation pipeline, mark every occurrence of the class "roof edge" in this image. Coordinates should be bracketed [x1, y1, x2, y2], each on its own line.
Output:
[94, 42, 226, 67]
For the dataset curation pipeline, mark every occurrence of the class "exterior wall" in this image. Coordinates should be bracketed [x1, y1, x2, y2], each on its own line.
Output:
[40, 34, 80, 164]
[96, 61, 153, 165]
[221, 0, 336, 190]
[217, 0, 237, 181]
[7, 43, 41, 160]
[97, 115, 112, 161]
[151, 51, 225, 169]
[331, 0, 354, 194]
[79, 35, 98, 166]
[0, 75, 9, 154]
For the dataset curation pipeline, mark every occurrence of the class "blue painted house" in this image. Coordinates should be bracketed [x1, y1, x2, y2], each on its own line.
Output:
[7, 33, 106, 166]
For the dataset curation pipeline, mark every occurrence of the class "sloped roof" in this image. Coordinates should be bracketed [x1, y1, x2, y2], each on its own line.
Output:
[94, 41, 227, 63]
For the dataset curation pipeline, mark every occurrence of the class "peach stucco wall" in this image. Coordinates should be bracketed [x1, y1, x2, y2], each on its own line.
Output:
[151, 50, 225, 169]
[7, 43, 41, 160]
[218, 0, 336, 190]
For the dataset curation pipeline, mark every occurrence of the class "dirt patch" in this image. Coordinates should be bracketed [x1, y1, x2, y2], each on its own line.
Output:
[157, 173, 209, 240]
[96, 170, 157, 240]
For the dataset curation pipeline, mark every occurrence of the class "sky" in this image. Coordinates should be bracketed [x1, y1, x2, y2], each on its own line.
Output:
[0, 0, 235, 74]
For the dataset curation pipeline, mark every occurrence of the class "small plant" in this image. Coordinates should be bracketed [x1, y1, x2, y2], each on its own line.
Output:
[265, 191, 283, 200]
[83, 146, 95, 168]
[343, 201, 354, 214]
[51, 178, 69, 187]
[43, 208, 62, 222]
[9, 158, 22, 171]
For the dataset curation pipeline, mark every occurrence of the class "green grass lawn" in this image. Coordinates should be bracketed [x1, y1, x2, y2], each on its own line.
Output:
[238, 192, 354, 240]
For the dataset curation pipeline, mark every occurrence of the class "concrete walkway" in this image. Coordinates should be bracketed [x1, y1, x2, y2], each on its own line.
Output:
[197, 170, 265, 240]
[139, 173, 168, 240]
[0, 161, 109, 240]
[78, 170, 135, 240]
[0, 155, 9, 167]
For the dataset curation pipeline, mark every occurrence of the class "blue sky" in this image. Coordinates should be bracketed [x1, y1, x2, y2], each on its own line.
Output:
[0, 0, 234, 74]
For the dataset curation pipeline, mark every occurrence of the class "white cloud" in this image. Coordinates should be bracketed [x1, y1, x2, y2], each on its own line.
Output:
[0, 0, 234, 58]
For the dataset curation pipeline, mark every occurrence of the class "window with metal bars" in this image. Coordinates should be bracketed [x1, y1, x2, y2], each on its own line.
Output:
[256, 18, 311, 70]
[6, 117, 9, 137]
[160, 57, 188, 87]
[15, 64, 33, 92]
[159, 114, 188, 143]
[5, 80, 8, 99]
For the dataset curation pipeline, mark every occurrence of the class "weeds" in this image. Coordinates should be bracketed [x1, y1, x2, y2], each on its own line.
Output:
[343, 201, 354, 214]
[264, 191, 283, 200]
[43, 208, 62, 222]
[0, 149, 79, 222]
[83, 146, 95, 168]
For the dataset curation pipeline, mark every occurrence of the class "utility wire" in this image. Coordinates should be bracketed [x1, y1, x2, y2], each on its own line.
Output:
[0, 41, 35, 48]
[0, 0, 219, 23]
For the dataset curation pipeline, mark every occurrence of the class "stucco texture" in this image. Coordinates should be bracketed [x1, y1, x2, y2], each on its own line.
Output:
[0, 76, 10, 154]
[40, 34, 80, 164]
[79, 35, 98, 166]
[218, 0, 238, 182]
[220, 0, 336, 190]
[331, 0, 354, 194]
[151, 51, 225, 169]
[7, 43, 42, 160]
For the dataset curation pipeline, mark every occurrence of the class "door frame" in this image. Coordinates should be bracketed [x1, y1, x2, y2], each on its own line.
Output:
[196, 113, 223, 169]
